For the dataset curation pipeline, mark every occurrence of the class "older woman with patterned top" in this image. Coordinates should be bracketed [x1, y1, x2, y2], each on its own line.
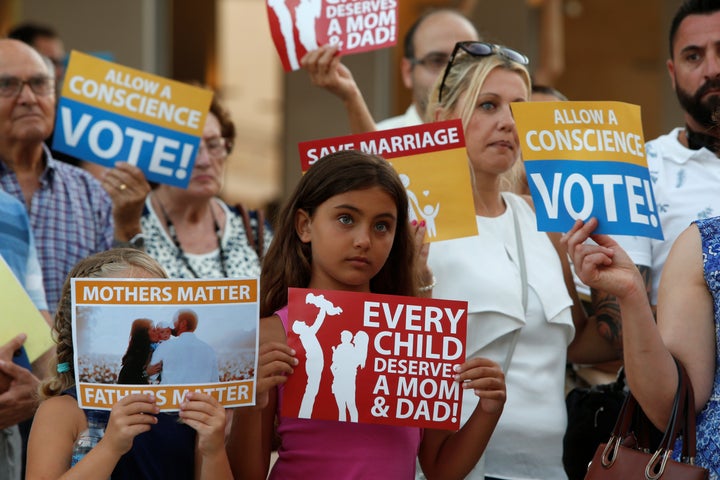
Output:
[102, 89, 272, 279]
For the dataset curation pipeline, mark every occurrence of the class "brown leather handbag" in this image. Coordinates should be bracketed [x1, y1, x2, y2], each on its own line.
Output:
[584, 359, 709, 479]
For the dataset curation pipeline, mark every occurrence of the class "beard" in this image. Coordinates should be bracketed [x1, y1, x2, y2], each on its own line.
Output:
[676, 78, 720, 128]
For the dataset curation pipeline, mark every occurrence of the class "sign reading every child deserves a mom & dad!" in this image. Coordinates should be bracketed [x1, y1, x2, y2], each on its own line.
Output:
[71, 277, 259, 411]
[281, 288, 468, 430]
[298, 119, 478, 243]
[52, 51, 213, 188]
[512, 101, 663, 240]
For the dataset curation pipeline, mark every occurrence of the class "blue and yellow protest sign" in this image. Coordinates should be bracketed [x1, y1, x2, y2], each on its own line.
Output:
[512, 101, 663, 240]
[52, 51, 213, 188]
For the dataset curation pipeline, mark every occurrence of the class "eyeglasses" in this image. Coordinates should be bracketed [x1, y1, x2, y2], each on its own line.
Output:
[409, 52, 452, 73]
[199, 136, 230, 159]
[438, 42, 529, 103]
[0, 76, 55, 98]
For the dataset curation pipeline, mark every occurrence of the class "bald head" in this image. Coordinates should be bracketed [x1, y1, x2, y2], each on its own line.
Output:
[174, 309, 198, 333]
[0, 39, 56, 150]
[401, 10, 479, 117]
[404, 10, 479, 60]
[0, 39, 52, 75]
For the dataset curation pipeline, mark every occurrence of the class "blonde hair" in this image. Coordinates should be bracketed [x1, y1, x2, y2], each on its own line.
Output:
[40, 249, 167, 399]
[425, 52, 532, 192]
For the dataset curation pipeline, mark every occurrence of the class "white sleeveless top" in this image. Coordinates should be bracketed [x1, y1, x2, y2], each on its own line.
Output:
[427, 192, 573, 480]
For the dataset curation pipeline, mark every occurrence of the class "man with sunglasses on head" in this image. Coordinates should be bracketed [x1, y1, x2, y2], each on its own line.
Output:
[302, 8, 479, 133]
[0, 39, 113, 317]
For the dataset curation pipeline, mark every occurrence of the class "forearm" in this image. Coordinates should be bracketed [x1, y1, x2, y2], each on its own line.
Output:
[54, 439, 123, 480]
[568, 265, 652, 364]
[225, 406, 271, 480]
[342, 87, 377, 134]
[196, 449, 233, 480]
[617, 287, 676, 429]
[419, 403, 502, 480]
[590, 265, 651, 351]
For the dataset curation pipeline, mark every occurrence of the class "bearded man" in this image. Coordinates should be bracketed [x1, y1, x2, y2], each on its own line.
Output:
[589, 0, 720, 352]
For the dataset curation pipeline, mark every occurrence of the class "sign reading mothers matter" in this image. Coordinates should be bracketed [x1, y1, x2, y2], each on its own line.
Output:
[267, 0, 398, 71]
[512, 101, 663, 239]
[71, 278, 259, 411]
[53, 51, 213, 188]
[281, 288, 468, 430]
[298, 120, 478, 242]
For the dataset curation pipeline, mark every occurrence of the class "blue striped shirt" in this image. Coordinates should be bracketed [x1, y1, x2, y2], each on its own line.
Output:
[0, 146, 114, 314]
[0, 189, 48, 370]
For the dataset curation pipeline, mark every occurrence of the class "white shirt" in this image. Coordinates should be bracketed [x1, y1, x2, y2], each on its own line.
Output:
[615, 127, 720, 304]
[375, 105, 423, 130]
[427, 193, 574, 480]
[151, 332, 219, 384]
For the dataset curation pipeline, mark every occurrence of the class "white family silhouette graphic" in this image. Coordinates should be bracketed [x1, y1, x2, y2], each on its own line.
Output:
[292, 293, 369, 422]
[399, 173, 440, 238]
[269, 0, 322, 70]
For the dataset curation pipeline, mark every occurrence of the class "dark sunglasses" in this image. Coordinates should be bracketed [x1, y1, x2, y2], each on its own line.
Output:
[438, 41, 530, 103]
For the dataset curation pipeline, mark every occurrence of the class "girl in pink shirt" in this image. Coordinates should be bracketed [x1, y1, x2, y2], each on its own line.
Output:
[227, 151, 506, 479]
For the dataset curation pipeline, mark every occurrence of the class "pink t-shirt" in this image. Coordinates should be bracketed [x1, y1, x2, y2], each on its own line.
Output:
[270, 306, 423, 480]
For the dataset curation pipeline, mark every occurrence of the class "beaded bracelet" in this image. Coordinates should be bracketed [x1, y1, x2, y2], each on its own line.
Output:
[418, 275, 437, 292]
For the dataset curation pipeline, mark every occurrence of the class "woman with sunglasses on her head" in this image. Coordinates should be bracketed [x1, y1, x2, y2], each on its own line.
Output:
[423, 42, 616, 480]
[101, 89, 272, 281]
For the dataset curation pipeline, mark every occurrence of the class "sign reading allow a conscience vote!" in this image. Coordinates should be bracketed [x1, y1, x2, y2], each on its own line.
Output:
[512, 101, 663, 239]
[53, 51, 213, 188]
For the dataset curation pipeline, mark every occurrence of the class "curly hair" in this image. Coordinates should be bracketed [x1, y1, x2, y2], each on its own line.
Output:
[40, 249, 167, 399]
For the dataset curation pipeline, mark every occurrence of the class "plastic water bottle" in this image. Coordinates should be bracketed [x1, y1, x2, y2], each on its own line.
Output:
[70, 410, 107, 467]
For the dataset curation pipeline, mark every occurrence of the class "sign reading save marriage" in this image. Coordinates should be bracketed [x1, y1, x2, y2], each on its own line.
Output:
[298, 120, 478, 243]
[71, 278, 259, 411]
[53, 51, 213, 188]
[282, 288, 467, 430]
[512, 101, 663, 240]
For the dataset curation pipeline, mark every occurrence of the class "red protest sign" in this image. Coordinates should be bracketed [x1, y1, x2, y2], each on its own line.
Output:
[267, 0, 398, 71]
[281, 288, 467, 430]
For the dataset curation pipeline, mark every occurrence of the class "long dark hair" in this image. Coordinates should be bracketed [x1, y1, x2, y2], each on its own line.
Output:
[260, 150, 416, 317]
[120, 319, 152, 367]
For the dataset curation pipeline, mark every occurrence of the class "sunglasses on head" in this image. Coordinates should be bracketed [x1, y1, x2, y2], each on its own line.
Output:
[438, 41, 530, 103]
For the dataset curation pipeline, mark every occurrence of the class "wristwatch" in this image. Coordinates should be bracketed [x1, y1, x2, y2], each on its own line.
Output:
[112, 232, 145, 250]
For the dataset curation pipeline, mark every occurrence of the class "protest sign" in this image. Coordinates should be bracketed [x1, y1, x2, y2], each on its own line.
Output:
[53, 51, 213, 188]
[71, 278, 259, 411]
[0, 256, 54, 363]
[281, 288, 467, 430]
[512, 101, 663, 239]
[298, 119, 477, 242]
[267, 0, 398, 71]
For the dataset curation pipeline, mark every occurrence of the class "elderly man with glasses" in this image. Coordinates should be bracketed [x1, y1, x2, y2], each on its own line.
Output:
[0, 39, 114, 317]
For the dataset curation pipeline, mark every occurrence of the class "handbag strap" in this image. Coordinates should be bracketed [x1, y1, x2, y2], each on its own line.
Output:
[602, 357, 699, 472]
[657, 359, 696, 461]
[502, 204, 527, 373]
[644, 358, 697, 478]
